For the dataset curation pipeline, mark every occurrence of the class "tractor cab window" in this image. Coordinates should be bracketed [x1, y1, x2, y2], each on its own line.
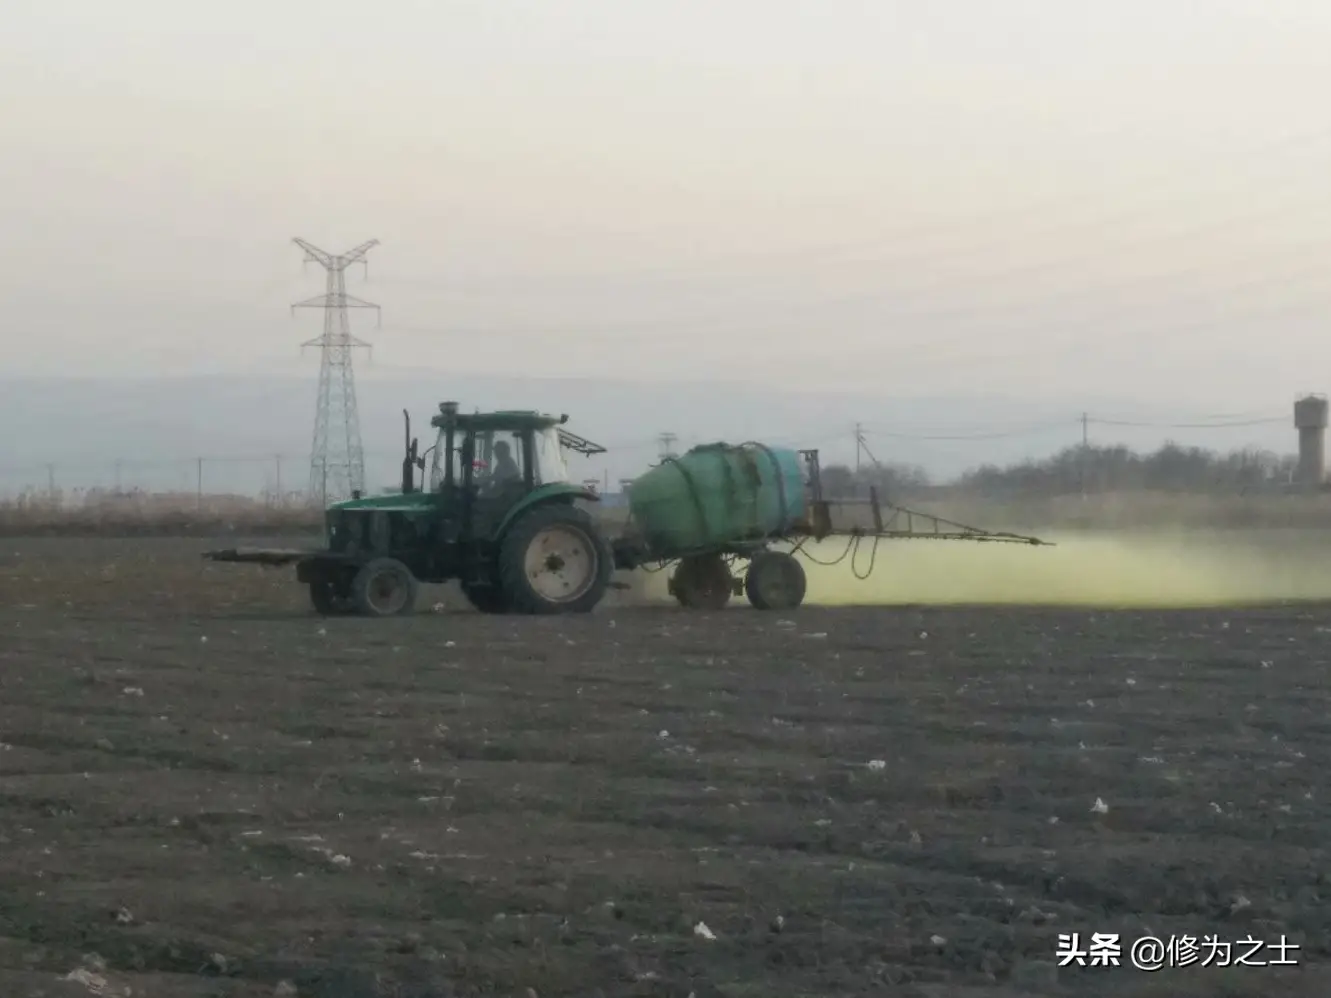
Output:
[472, 429, 527, 490]
[532, 426, 570, 484]
[429, 429, 462, 490]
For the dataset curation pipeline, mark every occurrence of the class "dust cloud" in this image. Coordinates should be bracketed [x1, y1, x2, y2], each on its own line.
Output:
[625, 529, 1331, 608]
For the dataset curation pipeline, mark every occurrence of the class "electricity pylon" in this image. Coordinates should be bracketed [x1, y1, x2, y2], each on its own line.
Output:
[291, 238, 381, 506]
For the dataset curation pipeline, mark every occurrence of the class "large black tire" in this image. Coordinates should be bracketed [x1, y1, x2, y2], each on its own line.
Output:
[744, 550, 807, 610]
[460, 581, 510, 614]
[309, 578, 355, 616]
[349, 557, 420, 617]
[671, 554, 733, 610]
[497, 504, 613, 614]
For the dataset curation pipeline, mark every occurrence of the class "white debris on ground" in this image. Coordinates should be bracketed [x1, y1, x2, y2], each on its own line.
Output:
[289, 834, 354, 869]
[63, 954, 131, 997]
[64, 968, 128, 997]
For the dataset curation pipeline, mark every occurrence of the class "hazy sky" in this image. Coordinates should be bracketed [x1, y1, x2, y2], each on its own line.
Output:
[4, 0, 1331, 408]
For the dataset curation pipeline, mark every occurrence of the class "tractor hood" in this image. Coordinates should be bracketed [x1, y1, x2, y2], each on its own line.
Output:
[327, 491, 437, 514]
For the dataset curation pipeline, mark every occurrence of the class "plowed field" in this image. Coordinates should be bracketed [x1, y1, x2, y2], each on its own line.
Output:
[0, 538, 1327, 997]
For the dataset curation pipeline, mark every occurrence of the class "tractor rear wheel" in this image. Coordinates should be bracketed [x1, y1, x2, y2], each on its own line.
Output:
[309, 578, 355, 616]
[461, 581, 510, 614]
[498, 505, 612, 614]
[349, 557, 420, 617]
[671, 554, 733, 610]
[744, 550, 807, 610]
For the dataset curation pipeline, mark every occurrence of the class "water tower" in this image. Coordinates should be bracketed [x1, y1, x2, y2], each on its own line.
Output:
[1293, 393, 1327, 489]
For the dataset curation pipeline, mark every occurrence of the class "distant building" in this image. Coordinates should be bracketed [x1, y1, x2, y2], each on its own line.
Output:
[1294, 394, 1327, 490]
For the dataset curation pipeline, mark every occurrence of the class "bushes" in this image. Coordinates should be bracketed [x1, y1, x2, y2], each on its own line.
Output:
[0, 489, 323, 537]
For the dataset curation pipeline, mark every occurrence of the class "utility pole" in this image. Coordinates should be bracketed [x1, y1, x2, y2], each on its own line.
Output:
[274, 454, 283, 501]
[291, 238, 381, 507]
[1079, 411, 1090, 497]
[196, 457, 203, 511]
[657, 432, 678, 461]
[855, 424, 881, 468]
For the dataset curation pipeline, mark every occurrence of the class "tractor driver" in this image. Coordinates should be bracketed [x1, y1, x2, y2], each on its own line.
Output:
[488, 439, 522, 487]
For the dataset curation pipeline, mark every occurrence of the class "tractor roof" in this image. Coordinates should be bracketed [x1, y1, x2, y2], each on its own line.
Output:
[430, 404, 567, 431]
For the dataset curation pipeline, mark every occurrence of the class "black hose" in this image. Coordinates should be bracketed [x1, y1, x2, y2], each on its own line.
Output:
[792, 531, 881, 580]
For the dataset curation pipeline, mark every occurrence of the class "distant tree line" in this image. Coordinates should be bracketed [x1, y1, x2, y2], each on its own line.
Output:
[820, 442, 1302, 499]
[820, 460, 932, 500]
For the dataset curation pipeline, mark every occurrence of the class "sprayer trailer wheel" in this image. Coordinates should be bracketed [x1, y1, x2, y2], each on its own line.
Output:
[745, 550, 807, 611]
[671, 554, 733, 610]
[350, 557, 420, 617]
[498, 504, 613, 614]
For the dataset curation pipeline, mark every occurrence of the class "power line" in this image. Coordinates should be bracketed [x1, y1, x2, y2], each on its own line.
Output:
[290, 238, 381, 506]
[854, 412, 1290, 441]
[374, 248, 1331, 364]
[860, 419, 1078, 441]
[1088, 415, 1286, 429]
[366, 122, 1331, 289]
[368, 199, 1331, 328]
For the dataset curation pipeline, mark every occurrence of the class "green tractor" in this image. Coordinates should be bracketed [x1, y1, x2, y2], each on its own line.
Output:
[206, 402, 616, 617]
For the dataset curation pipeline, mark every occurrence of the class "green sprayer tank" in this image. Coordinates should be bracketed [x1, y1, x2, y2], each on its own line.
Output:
[627, 443, 808, 558]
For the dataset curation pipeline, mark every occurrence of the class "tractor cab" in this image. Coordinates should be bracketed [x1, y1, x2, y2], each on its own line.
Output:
[416, 404, 578, 539]
[427, 406, 571, 487]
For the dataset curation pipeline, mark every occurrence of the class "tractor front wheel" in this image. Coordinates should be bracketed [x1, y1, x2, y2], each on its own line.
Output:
[498, 505, 612, 614]
[671, 554, 733, 610]
[350, 557, 420, 617]
[461, 581, 510, 614]
[309, 578, 355, 616]
[744, 550, 807, 610]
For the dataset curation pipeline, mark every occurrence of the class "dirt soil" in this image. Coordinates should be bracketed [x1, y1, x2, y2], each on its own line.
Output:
[1, 538, 1329, 998]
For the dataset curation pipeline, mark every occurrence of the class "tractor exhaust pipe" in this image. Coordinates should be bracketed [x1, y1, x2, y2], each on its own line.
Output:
[401, 409, 420, 494]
